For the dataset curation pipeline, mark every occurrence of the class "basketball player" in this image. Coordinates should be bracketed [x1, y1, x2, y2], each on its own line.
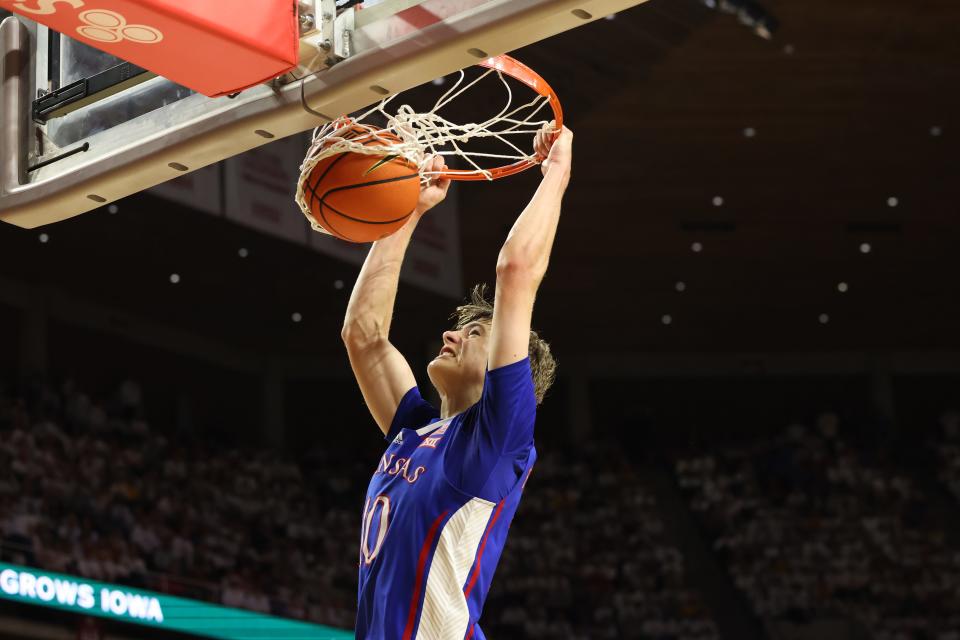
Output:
[341, 122, 572, 639]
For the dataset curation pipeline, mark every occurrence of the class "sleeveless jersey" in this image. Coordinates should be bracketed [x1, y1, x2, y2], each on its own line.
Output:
[355, 358, 538, 640]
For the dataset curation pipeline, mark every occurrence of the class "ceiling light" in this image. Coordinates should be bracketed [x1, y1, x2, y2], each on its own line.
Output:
[661, 314, 673, 325]
[691, 241, 703, 253]
[675, 281, 686, 292]
[431, 77, 445, 86]
[292, 312, 303, 323]
[887, 196, 898, 208]
[107, 204, 119, 214]
[818, 313, 830, 324]
[859, 242, 871, 254]
[837, 282, 849, 293]
[238, 247, 249, 258]
[930, 125, 942, 137]
[712, 196, 724, 207]
[334, 279, 345, 290]
[169, 273, 181, 284]
[38, 233, 49, 244]
[743, 127, 756, 138]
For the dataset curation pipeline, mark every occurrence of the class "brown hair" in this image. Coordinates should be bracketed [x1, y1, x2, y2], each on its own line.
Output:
[452, 284, 557, 404]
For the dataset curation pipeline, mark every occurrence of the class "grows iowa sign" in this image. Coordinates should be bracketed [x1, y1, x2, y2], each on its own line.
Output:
[0, 563, 353, 639]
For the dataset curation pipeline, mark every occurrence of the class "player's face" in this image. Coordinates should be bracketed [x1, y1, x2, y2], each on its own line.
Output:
[427, 320, 490, 391]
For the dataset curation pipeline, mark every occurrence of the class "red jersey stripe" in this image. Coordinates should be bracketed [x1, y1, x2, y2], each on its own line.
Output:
[462, 499, 506, 599]
[402, 510, 449, 640]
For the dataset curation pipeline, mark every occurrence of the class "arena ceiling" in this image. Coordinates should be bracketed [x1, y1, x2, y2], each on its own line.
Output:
[2, 0, 959, 363]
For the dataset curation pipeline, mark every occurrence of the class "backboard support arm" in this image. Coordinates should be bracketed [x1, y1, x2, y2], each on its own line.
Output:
[2, 17, 29, 194]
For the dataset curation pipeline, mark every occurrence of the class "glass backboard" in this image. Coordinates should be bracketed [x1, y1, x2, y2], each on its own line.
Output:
[41, 30, 195, 148]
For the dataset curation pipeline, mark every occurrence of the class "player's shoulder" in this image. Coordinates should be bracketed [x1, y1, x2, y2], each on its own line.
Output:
[387, 386, 440, 440]
[487, 356, 532, 377]
[483, 358, 537, 408]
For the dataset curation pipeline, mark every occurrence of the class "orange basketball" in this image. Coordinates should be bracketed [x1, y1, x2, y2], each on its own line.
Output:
[303, 126, 420, 243]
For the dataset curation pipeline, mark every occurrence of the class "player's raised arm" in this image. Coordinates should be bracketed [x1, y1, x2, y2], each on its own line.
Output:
[488, 124, 572, 371]
[342, 156, 451, 434]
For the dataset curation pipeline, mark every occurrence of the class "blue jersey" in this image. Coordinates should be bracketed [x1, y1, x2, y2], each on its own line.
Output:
[356, 358, 538, 640]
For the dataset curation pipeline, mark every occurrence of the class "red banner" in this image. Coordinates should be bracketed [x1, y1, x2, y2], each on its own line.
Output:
[0, 0, 299, 96]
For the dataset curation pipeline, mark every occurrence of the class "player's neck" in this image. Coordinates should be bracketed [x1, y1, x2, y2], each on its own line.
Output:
[437, 385, 482, 419]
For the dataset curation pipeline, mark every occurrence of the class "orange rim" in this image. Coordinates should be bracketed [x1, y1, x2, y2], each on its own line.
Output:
[439, 54, 563, 181]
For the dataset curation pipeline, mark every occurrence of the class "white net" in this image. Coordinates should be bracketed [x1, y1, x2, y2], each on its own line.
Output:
[296, 63, 556, 234]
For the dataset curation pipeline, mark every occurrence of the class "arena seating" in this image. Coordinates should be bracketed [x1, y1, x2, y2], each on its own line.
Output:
[485, 445, 719, 639]
[0, 379, 357, 628]
[675, 414, 960, 640]
[9, 376, 959, 639]
[932, 410, 960, 502]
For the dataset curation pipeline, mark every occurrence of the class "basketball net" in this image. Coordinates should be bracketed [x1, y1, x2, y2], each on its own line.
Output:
[296, 56, 558, 235]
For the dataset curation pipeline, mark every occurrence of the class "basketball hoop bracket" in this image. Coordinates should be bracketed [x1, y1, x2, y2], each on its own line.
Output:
[291, 0, 356, 78]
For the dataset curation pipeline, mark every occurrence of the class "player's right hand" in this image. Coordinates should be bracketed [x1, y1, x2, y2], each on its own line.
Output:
[535, 122, 573, 177]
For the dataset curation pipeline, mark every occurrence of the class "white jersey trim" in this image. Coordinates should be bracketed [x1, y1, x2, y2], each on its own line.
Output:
[416, 415, 456, 437]
[414, 497, 494, 639]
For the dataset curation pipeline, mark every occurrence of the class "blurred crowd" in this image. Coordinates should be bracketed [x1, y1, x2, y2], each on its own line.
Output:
[0, 378, 718, 638]
[7, 375, 960, 640]
[933, 410, 960, 503]
[487, 447, 719, 640]
[0, 378, 359, 629]
[676, 413, 960, 640]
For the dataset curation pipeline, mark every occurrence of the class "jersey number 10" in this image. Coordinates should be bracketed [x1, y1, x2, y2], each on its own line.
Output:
[361, 495, 391, 565]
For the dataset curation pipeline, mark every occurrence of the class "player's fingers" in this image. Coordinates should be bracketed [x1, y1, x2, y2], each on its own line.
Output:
[534, 131, 547, 158]
[436, 169, 451, 194]
[423, 157, 439, 184]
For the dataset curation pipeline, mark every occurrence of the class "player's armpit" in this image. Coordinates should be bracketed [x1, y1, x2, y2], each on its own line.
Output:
[344, 337, 418, 435]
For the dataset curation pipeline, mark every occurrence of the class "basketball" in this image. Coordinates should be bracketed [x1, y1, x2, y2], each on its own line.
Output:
[301, 126, 420, 243]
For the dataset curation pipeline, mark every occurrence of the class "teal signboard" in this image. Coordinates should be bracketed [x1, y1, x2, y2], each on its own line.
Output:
[0, 562, 353, 639]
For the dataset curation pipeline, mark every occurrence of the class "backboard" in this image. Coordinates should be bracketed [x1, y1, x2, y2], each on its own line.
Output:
[0, 0, 650, 229]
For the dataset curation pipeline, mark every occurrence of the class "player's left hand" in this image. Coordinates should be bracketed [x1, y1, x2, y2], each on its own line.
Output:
[415, 155, 451, 216]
